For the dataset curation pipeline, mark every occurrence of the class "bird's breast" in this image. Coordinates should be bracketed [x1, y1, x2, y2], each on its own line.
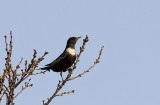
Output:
[66, 47, 76, 56]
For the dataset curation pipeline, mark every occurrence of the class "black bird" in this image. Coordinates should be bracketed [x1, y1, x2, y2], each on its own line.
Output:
[39, 37, 81, 80]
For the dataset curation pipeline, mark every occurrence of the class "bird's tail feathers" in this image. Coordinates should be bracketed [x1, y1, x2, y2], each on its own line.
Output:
[37, 67, 50, 71]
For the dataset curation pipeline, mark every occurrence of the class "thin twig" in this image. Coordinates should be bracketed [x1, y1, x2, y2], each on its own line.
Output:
[31, 71, 47, 75]
[3, 84, 9, 93]
[56, 90, 75, 96]
[13, 79, 33, 99]
[1, 87, 9, 99]
[14, 51, 48, 88]
[14, 58, 23, 72]
[68, 46, 104, 80]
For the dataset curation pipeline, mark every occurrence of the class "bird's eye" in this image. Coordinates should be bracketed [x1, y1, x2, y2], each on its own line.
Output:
[71, 38, 75, 40]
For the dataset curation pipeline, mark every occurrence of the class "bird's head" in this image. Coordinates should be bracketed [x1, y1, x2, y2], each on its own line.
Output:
[66, 37, 81, 48]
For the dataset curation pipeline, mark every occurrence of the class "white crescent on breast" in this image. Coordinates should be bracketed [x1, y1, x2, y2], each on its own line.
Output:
[66, 47, 76, 56]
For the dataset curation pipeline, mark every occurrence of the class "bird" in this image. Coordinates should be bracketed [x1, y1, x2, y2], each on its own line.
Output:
[39, 37, 81, 80]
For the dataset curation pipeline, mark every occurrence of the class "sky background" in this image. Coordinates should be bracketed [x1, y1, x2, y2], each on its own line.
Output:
[0, 0, 160, 105]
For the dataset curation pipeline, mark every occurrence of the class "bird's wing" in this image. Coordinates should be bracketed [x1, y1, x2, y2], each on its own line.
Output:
[45, 51, 67, 67]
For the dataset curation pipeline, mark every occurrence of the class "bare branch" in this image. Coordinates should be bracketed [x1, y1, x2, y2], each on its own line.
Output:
[3, 84, 9, 93]
[4, 35, 8, 53]
[73, 35, 89, 69]
[68, 46, 104, 80]
[4, 31, 14, 105]
[14, 58, 23, 72]
[30, 71, 47, 75]
[57, 80, 62, 88]
[14, 51, 48, 88]
[0, 87, 9, 102]
[56, 90, 75, 96]
[1, 32, 48, 105]
[13, 79, 33, 100]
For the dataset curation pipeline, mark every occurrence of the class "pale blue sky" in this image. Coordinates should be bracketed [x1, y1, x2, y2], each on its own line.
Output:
[0, 0, 160, 105]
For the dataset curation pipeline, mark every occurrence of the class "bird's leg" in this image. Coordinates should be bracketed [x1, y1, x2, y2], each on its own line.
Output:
[60, 71, 64, 81]
[68, 68, 72, 73]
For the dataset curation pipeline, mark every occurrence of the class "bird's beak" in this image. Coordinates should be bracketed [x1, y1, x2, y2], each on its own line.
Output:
[76, 37, 81, 40]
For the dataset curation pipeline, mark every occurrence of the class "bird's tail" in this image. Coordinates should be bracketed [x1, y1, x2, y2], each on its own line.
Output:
[37, 67, 50, 71]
